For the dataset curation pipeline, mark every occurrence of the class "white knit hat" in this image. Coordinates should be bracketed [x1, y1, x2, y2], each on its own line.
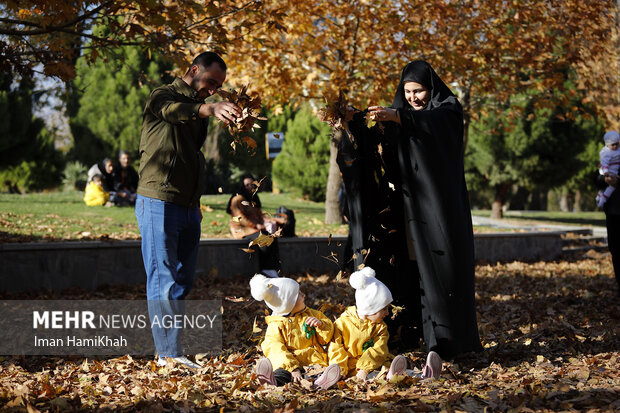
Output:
[604, 131, 620, 145]
[250, 274, 300, 316]
[349, 267, 393, 316]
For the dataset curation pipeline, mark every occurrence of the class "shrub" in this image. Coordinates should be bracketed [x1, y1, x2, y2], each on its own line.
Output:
[272, 107, 331, 201]
[62, 161, 88, 191]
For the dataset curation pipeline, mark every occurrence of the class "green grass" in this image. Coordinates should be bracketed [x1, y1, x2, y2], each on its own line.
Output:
[471, 209, 607, 227]
[1, 192, 606, 243]
[0, 191, 348, 242]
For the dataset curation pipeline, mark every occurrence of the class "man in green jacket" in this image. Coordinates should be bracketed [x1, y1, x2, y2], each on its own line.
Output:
[136, 52, 240, 368]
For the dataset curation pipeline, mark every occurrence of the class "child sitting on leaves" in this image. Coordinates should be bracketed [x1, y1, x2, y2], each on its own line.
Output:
[250, 274, 341, 389]
[328, 266, 409, 381]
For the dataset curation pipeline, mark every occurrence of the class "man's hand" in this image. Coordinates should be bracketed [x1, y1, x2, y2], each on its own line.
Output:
[291, 369, 303, 383]
[356, 369, 368, 381]
[199, 102, 241, 124]
[304, 317, 323, 328]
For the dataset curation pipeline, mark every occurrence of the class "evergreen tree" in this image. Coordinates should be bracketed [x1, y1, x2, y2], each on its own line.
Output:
[272, 107, 331, 201]
[0, 72, 63, 192]
[466, 81, 603, 217]
[69, 43, 172, 165]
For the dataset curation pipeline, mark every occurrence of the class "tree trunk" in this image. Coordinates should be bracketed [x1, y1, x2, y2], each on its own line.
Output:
[490, 182, 510, 219]
[559, 191, 569, 212]
[574, 190, 582, 212]
[325, 130, 344, 224]
[461, 85, 472, 150]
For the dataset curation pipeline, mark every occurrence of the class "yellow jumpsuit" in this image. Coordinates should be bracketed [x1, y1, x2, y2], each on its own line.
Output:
[328, 306, 392, 377]
[261, 307, 333, 371]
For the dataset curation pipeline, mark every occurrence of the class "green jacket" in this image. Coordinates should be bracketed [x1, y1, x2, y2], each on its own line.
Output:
[137, 78, 207, 207]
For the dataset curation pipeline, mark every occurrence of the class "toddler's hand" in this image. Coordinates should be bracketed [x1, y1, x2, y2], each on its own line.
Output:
[291, 369, 303, 383]
[356, 369, 368, 381]
[304, 317, 322, 328]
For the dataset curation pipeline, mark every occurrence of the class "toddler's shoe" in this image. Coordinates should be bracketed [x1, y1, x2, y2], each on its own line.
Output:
[386, 355, 408, 380]
[421, 351, 442, 379]
[314, 364, 341, 390]
[256, 358, 276, 385]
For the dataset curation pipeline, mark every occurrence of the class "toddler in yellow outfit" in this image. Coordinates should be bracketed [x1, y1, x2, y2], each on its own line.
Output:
[328, 266, 411, 381]
[83, 174, 110, 206]
[250, 274, 341, 389]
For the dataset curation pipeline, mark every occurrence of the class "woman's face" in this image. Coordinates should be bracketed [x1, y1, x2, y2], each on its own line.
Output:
[105, 161, 114, 174]
[243, 178, 254, 193]
[403, 81, 430, 110]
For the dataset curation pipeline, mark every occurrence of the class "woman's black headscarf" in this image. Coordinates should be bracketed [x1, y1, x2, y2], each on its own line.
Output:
[97, 158, 115, 192]
[392, 60, 462, 114]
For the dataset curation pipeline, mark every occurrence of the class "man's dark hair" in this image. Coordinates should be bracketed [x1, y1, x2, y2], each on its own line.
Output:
[190, 52, 226, 72]
[119, 150, 130, 158]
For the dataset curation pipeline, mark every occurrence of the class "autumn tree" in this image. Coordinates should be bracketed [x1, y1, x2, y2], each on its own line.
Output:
[0, 0, 276, 80]
[220, 0, 618, 222]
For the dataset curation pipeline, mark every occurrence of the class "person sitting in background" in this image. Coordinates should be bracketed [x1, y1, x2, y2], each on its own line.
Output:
[87, 158, 115, 193]
[226, 174, 285, 278]
[84, 174, 111, 206]
[112, 150, 139, 206]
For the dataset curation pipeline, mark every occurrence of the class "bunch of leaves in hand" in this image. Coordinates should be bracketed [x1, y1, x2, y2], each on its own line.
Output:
[217, 85, 267, 153]
[317, 90, 348, 131]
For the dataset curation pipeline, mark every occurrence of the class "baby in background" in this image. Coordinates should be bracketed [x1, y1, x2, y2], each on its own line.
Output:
[596, 131, 620, 208]
[249, 274, 341, 390]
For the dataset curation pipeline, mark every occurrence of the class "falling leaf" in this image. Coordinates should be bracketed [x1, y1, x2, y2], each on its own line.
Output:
[249, 233, 275, 248]
[365, 112, 377, 129]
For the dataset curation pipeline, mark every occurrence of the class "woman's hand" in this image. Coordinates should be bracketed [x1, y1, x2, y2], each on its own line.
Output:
[605, 174, 618, 187]
[356, 369, 369, 381]
[368, 106, 400, 123]
[344, 106, 356, 122]
[291, 369, 303, 383]
[304, 316, 323, 328]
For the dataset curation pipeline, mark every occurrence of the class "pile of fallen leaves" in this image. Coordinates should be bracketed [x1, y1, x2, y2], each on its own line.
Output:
[217, 85, 266, 154]
[1, 255, 619, 412]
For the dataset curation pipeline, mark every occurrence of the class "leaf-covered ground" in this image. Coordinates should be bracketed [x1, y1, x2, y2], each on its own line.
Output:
[1, 254, 618, 412]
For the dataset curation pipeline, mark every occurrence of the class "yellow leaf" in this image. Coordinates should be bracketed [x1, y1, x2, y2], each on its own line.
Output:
[249, 233, 275, 247]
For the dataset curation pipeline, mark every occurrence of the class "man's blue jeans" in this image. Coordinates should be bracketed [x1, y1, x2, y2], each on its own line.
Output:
[135, 194, 201, 357]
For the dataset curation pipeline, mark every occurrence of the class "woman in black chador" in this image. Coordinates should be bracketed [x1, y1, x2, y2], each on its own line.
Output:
[337, 60, 482, 370]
